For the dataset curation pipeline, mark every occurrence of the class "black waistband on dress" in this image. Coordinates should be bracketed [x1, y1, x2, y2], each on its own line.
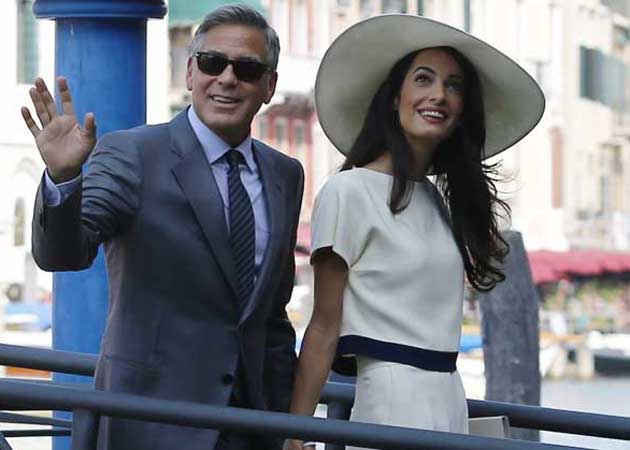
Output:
[333, 334, 458, 376]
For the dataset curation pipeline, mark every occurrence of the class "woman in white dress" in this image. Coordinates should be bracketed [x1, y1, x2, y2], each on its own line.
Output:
[284, 14, 545, 450]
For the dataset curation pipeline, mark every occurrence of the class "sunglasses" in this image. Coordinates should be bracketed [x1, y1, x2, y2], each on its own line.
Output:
[195, 52, 271, 82]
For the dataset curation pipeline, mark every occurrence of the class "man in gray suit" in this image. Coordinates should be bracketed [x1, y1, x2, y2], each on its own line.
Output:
[21, 5, 303, 450]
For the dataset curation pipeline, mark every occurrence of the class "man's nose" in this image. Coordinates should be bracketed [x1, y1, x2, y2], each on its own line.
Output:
[217, 63, 238, 85]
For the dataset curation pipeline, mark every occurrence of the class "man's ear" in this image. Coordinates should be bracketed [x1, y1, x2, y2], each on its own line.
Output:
[186, 56, 194, 91]
[264, 71, 278, 104]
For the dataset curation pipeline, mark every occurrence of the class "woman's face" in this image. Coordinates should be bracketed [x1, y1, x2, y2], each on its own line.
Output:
[395, 48, 465, 150]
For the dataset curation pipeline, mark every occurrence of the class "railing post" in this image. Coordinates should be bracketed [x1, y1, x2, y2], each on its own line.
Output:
[70, 409, 98, 450]
[480, 231, 541, 442]
[325, 401, 352, 450]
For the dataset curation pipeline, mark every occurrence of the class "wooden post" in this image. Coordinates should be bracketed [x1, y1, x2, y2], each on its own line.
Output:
[479, 230, 541, 441]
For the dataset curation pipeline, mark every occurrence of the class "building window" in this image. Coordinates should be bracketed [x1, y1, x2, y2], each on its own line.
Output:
[360, 0, 376, 17]
[274, 118, 288, 152]
[550, 128, 563, 209]
[170, 26, 192, 89]
[382, 0, 407, 13]
[613, 25, 630, 48]
[17, 0, 38, 84]
[291, 0, 308, 54]
[613, 147, 623, 175]
[14, 198, 25, 247]
[464, 0, 471, 31]
[257, 116, 268, 140]
[607, 0, 630, 17]
[272, 0, 290, 51]
[417, 0, 424, 15]
[531, 60, 551, 94]
[600, 175, 610, 213]
[294, 121, 307, 165]
[580, 46, 627, 112]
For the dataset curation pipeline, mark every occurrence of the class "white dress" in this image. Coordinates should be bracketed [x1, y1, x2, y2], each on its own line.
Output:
[310, 168, 469, 449]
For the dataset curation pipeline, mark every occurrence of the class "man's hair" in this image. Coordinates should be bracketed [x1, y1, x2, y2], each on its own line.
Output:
[189, 4, 280, 70]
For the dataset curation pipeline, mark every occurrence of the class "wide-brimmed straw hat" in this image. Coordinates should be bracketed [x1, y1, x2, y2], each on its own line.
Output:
[315, 14, 545, 159]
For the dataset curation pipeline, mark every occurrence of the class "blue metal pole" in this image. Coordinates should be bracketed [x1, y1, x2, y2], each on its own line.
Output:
[31, 2, 166, 449]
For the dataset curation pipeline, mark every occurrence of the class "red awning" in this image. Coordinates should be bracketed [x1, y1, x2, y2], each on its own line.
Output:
[528, 259, 561, 284]
[527, 249, 630, 284]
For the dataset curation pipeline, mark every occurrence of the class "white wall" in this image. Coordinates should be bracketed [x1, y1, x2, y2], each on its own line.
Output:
[0, 7, 54, 295]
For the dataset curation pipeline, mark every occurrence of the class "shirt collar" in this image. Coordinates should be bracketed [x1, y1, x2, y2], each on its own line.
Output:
[187, 106, 255, 170]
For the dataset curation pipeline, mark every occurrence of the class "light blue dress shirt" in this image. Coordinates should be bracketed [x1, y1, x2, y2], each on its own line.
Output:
[187, 106, 270, 275]
[43, 106, 271, 277]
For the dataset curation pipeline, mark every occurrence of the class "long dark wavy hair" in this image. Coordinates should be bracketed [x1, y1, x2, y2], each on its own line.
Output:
[340, 46, 510, 291]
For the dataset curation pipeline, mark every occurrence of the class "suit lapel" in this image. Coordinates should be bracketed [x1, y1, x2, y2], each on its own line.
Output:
[239, 141, 286, 325]
[169, 111, 239, 300]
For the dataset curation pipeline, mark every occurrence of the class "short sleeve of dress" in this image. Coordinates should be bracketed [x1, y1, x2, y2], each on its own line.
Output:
[310, 174, 367, 267]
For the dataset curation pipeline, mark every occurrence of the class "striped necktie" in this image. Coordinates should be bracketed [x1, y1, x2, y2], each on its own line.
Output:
[226, 149, 255, 309]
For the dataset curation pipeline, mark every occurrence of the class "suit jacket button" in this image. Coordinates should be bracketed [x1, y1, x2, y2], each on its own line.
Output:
[222, 374, 234, 385]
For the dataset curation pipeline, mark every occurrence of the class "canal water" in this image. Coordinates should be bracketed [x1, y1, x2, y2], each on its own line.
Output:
[541, 376, 630, 449]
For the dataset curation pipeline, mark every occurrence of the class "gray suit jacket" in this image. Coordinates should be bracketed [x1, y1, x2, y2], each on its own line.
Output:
[32, 110, 304, 450]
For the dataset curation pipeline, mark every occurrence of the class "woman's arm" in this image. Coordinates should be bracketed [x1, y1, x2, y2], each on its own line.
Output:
[285, 247, 348, 449]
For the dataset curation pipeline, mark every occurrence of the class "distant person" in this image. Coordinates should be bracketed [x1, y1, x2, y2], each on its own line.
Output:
[285, 14, 544, 450]
[22, 5, 303, 450]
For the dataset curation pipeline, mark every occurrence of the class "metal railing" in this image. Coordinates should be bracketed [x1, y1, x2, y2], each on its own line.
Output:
[1, 343, 630, 450]
[0, 344, 94, 376]
[0, 378, 604, 450]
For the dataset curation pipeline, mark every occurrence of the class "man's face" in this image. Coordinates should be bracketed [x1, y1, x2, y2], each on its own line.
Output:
[186, 24, 277, 146]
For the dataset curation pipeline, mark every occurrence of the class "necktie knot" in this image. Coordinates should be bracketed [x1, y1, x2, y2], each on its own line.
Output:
[226, 149, 244, 170]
